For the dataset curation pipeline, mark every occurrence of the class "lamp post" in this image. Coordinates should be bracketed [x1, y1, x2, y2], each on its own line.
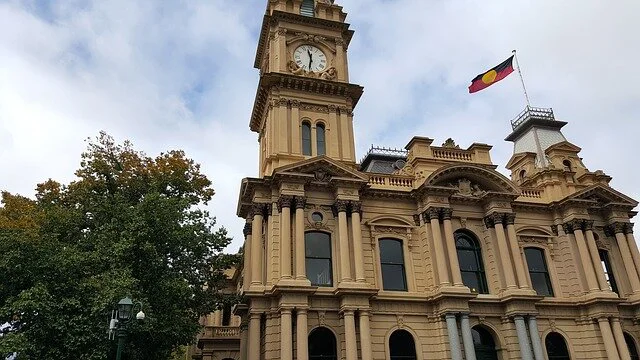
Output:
[110, 296, 145, 360]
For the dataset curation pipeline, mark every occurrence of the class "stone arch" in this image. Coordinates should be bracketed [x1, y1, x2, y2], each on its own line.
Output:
[541, 330, 573, 359]
[424, 164, 519, 194]
[516, 226, 553, 237]
[468, 321, 506, 352]
[383, 325, 424, 360]
[308, 325, 339, 359]
[367, 214, 414, 228]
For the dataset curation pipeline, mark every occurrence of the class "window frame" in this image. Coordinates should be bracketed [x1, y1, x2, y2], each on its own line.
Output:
[524, 247, 554, 297]
[379, 238, 408, 292]
[454, 231, 489, 294]
[316, 122, 326, 156]
[308, 326, 338, 360]
[305, 231, 333, 287]
[544, 332, 571, 360]
[388, 329, 417, 360]
[599, 249, 619, 294]
[302, 121, 312, 156]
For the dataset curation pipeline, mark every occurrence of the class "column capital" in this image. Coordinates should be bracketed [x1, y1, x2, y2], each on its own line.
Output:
[250, 202, 268, 217]
[296, 308, 308, 315]
[359, 309, 371, 317]
[441, 208, 453, 220]
[249, 312, 262, 319]
[290, 99, 300, 108]
[583, 219, 595, 231]
[628, 223, 635, 234]
[606, 222, 627, 235]
[332, 199, 349, 215]
[340, 308, 355, 316]
[422, 207, 441, 222]
[243, 222, 252, 236]
[483, 212, 507, 228]
[280, 307, 293, 315]
[564, 218, 586, 233]
[504, 213, 516, 225]
[277, 195, 294, 211]
[294, 196, 307, 209]
[350, 201, 362, 214]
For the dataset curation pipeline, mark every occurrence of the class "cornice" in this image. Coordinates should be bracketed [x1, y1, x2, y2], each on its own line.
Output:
[249, 73, 363, 132]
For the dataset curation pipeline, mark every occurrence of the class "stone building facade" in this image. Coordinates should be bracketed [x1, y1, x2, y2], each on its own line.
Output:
[200, 1, 640, 359]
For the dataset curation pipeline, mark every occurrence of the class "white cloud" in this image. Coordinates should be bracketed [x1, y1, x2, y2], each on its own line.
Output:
[1, 0, 638, 253]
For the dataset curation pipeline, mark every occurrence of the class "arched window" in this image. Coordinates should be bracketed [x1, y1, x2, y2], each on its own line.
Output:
[562, 159, 572, 171]
[524, 247, 554, 296]
[545, 332, 570, 360]
[625, 333, 639, 360]
[302, 121, 312, 156]
[305, 232, 332, 286]
[389, 330, 417, 360]
[471, 326, 498, 360]
[519, 169, 527, 182]
[379, 239, 407, 291]
[316, 123, 326, 156]
[455, 231, 488, 294]
[309, 327, 337, 360]
[599, 249, 618, 294]
[300, 0, 315, 17]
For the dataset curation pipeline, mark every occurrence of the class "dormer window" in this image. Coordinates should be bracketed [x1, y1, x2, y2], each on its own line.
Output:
[301, 0, 314, 17]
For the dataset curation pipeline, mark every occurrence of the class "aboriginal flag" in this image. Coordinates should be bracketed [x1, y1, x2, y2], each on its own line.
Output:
[468, 55, 514, 93]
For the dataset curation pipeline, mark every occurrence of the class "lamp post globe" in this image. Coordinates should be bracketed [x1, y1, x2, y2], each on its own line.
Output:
[117, 297, 134, 321]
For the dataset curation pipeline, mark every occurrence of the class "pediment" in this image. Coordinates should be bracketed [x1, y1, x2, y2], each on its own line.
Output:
[545, 141, 582, 154]
[568, 184, 638, 208]
[506, 152, 536, 169]
[272, 156, 368, 182]
[423, 164, 519, 195]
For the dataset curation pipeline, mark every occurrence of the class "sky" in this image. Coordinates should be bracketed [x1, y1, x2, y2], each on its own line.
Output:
[1, 0, 639, 253]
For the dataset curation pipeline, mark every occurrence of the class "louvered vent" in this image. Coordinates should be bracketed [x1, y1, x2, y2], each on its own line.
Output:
[300, 0, 314, 17]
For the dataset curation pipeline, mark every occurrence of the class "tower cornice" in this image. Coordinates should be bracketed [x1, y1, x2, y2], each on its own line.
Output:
[249, 72, 363, 132]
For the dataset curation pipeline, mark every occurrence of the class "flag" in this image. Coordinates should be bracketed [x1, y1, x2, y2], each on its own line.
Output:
[468, 55, 514, 93]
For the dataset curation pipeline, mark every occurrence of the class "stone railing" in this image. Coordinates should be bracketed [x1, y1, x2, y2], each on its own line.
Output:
[431, 148, 473, 162]
[368, 174, 414, 190]
[518, 188, 545, 203]
[202, 326, 241, 339]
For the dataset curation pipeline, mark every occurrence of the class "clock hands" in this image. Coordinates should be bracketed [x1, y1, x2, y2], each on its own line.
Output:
[307, 49, 313, 71]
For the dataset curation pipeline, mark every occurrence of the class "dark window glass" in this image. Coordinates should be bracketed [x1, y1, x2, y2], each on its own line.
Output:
[316, 124, 326, 156]
[309, 327, 337, 360]
[599, 250, 618, 294]
[305, 232, 332, 286]
[300, 0, 315, 17]
[455, 232, 488, 294]
[525, 248, 554, 297]
[471, 326, 498, 360]
[222, 303, 231, 326]
[625, 333, 639, 360]
[545, 332, 570, 360]
[389, 330, 417, 360]
[379, 239, 407, 291]
[302, 122, 312, 156]
[311, 212, 323, 222]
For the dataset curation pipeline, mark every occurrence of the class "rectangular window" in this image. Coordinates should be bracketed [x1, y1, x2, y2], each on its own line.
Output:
[525, 247, 554, 297]
[379, 239, 407, 291]
[599, 250, 618, 294]
[302, 122, 312, 156]
[305, 232, 332, 286]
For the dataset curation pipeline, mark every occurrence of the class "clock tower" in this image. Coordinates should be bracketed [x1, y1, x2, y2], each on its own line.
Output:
[249, 0, 363, 177]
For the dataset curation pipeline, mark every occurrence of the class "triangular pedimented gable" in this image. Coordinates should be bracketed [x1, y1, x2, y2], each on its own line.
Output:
[545, 141, 582, 154]
[567, 184, 638, 208]
[506, 151, 536, 169]
[272, 155, 368, 182]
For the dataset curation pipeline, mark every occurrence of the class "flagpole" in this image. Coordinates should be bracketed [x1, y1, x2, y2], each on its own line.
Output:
[512, 49, 531, 107]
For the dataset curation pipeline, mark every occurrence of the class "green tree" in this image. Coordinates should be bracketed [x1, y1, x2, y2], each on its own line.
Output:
[0, 132, 238, 359]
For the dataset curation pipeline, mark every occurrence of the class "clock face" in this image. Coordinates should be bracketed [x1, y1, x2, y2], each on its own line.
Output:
[293, 45, 327, 72]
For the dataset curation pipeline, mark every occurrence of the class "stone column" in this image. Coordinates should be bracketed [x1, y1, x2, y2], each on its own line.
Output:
[424, 208, 450, 286]
[598, 317, 621, 360]
[528, 316, 544, 360]
[584, 220, 609, 291]
[610, 222, 640, 293]
[566, 220, 599, 292]
[351, 201, 366, 283]
[239, 318, 249, 360]
[296, 309, 309, 360]
[343, 310, 357, 360]
[279, 196, 293, 280]
[442, 209, 463, 287]
[485, 213, 517, 290]
[335, 200, 352, 282]
[295, 197, 307, 281]
[611, 317, 631, 360]
[460, 314, 477, 360]
[213, 310, 222, 326]
[251, 204, 265, 286]
[280, 308, 293, 360]
[514, 316, 534, 360]
[505, 214, 530, 289]
[445, 314, 463, 360]
[359, 310, 373, 360]
[248, 312, 261, 360]
[290, 100, 301, 155]
[624, 224, 640, 281]
[243, 221, 252, 289]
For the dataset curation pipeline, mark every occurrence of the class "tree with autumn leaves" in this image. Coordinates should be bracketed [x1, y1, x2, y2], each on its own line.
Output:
[0, 132, 239, 360]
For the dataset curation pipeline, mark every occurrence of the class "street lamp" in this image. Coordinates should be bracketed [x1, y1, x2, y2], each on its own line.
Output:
[109, 296, 145, 360]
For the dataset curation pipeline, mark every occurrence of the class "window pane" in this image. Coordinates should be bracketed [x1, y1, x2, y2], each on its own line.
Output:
[382, 264, 407, 291]
[461, 272, 480, 292]
[309, 327, 337, 359]
[600, 250, 618, 294]
[305, 232, 331, 258]
[306, 258, 332, 286]
[455, 235, 473, 248]
[317, 124, 326, 156]
[458, 250, 479, 271]
[530, 273, 552, 296]
[389, 330, 417, 359]
[525, 248, 547, 271]
[302, 122, 311, 155]
[380, 239, 404, 263]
